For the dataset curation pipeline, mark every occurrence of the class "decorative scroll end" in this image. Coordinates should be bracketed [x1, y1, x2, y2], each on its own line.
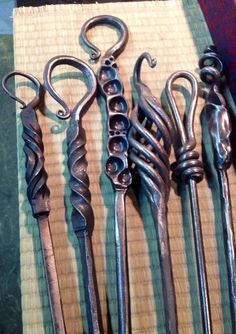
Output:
[199, 45, 224, 86]
[90, 49, 101, 62]
[199, 45, 232, 170]
[57, 108, 71, 120]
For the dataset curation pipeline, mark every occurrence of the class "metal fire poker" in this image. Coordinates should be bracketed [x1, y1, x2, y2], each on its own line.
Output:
[199, 46, 236, 332]
[128, 52, 178, 334]
[81, 16, 132, 334]
[166, 71, 212, 334]
[44, 55, 103, 333]
[2, 71, 66, 334]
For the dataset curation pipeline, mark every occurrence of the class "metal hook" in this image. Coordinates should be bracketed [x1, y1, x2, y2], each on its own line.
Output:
[43, 55, 97, 120]
[2, 70, 41, 109]
[80, 15, 128, 61]
[165, 71, 199, 146]
[133, 52, 157, 89]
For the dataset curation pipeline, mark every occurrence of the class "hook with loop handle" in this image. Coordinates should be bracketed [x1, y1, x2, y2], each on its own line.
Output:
[2, 70, 42, 109]
[80, 15, 128, 61]
[43, 55, 97, 120]
[165, 70, 199, 146]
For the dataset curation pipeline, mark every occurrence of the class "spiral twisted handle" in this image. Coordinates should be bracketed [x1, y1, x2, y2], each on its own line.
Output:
[199, 45, 231, 170]
[44, 55, 97, 235]
[129, 52, 178, 333]
[21, 105, 50, 218]
[166, 71, 204, 184]
[129, 52, 173, 201]
[2, 71, 50, 218]
[67, 116, 94, 235]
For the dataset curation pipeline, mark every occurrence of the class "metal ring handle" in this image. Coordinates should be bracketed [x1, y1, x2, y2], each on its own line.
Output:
[80, 15, 128, 61]
[165, 70, 199, 145]
[43, 55, 97, 119]
[2, 70, 41, 109]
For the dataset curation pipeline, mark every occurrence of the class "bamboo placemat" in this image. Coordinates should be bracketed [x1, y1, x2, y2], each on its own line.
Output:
[13, 1, 236, 333]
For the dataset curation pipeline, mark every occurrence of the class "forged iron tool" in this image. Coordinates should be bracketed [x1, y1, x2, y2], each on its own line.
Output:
[199, 45, 236, 331]
[44, 55, 103, 334]
[166, 71, 212, 334]
[2, 71, 66, 334]
[128, 52, 178, 334]
[81, 16, 132, 334]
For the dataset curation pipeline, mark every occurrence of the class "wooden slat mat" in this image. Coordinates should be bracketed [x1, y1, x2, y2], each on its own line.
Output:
[14, 1, 235, 333]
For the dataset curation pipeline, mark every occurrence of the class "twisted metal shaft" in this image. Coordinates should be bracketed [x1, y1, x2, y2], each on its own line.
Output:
[199, 46, 236, 331]
[129, 52, 177, 334]
[44, 55, 103, 333]
[21, 104, 65, 334]
[22, 104, 50, 217]
[166, 70, 212, 334]
[1, 69, 66, 333]
[67, 117, 94, 234]
[67, 113, 102, 333]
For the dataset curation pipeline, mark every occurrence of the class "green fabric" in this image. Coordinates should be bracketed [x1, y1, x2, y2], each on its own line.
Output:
[0, 35, 22, 333]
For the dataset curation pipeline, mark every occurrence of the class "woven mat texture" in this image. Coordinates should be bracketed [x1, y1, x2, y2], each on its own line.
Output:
[13, 1, 236, 333]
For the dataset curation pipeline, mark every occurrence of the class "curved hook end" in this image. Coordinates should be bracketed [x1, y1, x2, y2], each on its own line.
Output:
[56, 108, 71, 120]
[133, 52, 157, 88]
[2, 71, 41, 109]
[90, 49, 101, 62]
[148, 56, 157, 69]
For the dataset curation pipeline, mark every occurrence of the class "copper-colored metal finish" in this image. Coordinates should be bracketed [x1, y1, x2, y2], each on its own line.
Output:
[2, 71, 66, 334]
[81, 16, 131, 334]
[166, 71, 212, 334]
[199, 45, 236, 332]
[128, 52, 177, 334]
[44, 55, 103, 334]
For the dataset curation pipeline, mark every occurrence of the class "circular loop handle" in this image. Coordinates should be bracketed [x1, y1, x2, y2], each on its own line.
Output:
[2, 71, 41, 109]
[165, 70, 199, 145]
[43, 55, 97, 120]
[80, 15, 128, 61]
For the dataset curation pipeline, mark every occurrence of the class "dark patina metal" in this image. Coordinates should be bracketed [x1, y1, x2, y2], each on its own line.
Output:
[81, 16, 131, 334]
[166, 71, 212, 334]
[199, 46, 236, 332]
[44, 55, 103, 334]
[2, 71, 66, 334]
[128, 52, 178, 334]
